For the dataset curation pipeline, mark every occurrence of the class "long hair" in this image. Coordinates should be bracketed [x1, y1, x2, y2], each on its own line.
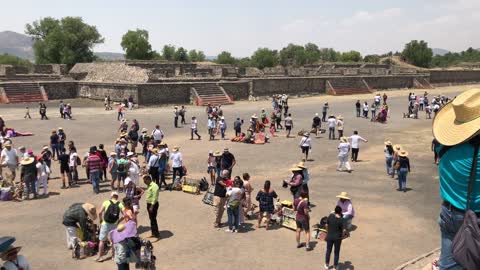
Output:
[386, 145, 394, 155]
[264, 180, 271, 192]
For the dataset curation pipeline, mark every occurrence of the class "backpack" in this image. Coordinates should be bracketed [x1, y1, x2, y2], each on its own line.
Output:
[199, 177, 209, 192]
[104, 200, 121, 223]
[452, 140, 480, 270]
[117, 160, 126, 173]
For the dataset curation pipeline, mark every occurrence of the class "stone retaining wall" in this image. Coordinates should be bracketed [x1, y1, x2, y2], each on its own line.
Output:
[364, 76, 417, 89]
[38, 81, 78, 100]
[78, 82, 138, 102]
[219, 81, 250, 100]
[251, 77, 326, 97]
[430, 70, 480, 84]
[138, 83, 191, 105]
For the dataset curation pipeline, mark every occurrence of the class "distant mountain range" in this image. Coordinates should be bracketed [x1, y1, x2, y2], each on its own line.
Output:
[0, 30, 125, 61]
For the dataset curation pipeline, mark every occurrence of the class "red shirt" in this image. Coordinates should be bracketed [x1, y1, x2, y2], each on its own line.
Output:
[87, 154, 102, 172]
[225, 179, 233, 187]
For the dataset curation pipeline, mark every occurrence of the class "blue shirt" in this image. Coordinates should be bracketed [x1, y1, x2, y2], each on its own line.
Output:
[438, 143, 480, 211]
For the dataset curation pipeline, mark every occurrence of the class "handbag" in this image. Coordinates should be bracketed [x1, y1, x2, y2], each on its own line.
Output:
[393, 160, 400, 170]
[451, 139, 480, 270]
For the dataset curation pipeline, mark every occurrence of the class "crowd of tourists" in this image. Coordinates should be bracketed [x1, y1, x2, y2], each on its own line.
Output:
[2, 86, 479, 270]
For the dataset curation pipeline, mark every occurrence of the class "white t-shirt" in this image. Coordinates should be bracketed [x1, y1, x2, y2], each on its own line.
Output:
[3, 255, 31, 270]
[337, 120, 344, 130]
[191, 119, 197, 129]
[69, 152, 78, 167]
[170, 152, 183, 168]
[363, 104, 369, 111]
[328, 118, 337, 128]
[152, 129, 163, 141]
[374, 96, 380, 103]
[1, 148, 18, 165]
[338, 142, 351, 157]
[227, 187, 244, 203]
[299, 137, 311, 148]
[348, 135, 367, 149]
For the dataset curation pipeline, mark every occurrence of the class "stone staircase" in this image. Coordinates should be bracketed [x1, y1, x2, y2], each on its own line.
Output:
[327, 77, 372, 95]
[191, 83, 233, 106]
[413, 78, 434, 89]
[0, 82, 48, 103]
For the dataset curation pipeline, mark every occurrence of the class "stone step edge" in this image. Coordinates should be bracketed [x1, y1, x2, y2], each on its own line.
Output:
[393, 247, 440, 270]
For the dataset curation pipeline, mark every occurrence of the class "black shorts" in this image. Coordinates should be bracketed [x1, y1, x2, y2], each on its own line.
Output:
[301, 146, 310, 154]
[60, 166, 70, 174]
[296, 219, 310, 231]
[286, 126, 292, 131]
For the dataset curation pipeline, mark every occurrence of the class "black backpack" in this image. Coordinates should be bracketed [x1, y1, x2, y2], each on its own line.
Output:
[199, 177, 209, 192]
[104, 200, 120, 223]
[452, 139, 480, 270]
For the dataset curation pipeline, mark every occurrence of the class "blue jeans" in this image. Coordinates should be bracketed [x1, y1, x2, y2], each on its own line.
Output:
[397, 168, 408, 190]
[438, 205, 480, 269]
[325, 239, 342, 267]
[51, 144, 60, 159]
[221, 128, 226, 139]
[329, 127, 335, 139]
[227, 206, 240, 230]
[385, 156, 393, 175]
[90, 170, 100, 194]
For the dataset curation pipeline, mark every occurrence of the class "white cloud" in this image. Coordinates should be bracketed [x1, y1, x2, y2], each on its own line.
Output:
[340, 8, 402, 26]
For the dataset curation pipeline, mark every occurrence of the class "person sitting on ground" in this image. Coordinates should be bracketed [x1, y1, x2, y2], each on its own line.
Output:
[336, 192, 355, 231]
[62, 203, 98, 249]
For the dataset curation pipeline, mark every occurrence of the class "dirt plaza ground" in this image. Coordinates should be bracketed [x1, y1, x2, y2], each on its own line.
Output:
[0, 84, 474, 270]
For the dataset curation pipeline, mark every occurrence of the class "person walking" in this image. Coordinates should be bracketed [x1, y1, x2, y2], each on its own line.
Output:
[49, 130, 59, 160]
[213, 170, 229, 228]
[325, 206, 347, 270]
[348, 131, 368, 162]
[20, 156, 37, 200]
[384, 141, 394, 176]
[219, 117, 227, 140]
[337, 137, 352, 173]
[396, 150, 410, 192]
[363, 102, 369, 118]
[173, 106, 179, 128]
[242, 173, 254, 219]
[256, 180, 278, 230]
[294, 191, 311, 251]
[327, 115, 337, 140]
[299, 133, 312, 161]
[233, 118, 243, 137]
[207, 151, 217, 185]
[69, 147, 79, 184]
[285, 113, 293, 138]
[179, 105, 186, 125]
[431, 88, 480, 269]
[312, 113, 321, 137]
[144, 175, 160, 239]
[190, 116, 201, 140]
[24, 106, 31, 119]
[208, 116, 216, 141]
[59, 101, 65, 118]
[322, 102, 329, 122]
[58, 147, 72, 189]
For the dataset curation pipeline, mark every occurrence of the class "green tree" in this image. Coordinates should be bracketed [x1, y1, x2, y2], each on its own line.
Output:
[237, 57, 251, 68]
[318, 48, 339, 62]
[402, 40, 433, 68]
[162, 45, 176, 61]
[364, 54, 381, 63]
[216, 51, 236, 65]
[0, 53, 32, 67]
[174, 47, 189, 62]
[188, 49, 206, 62]
[340, 50, 362, 62]
[304, 43, 321, 64]
[250, 48, 278, 69]
[279, 44, 306, 66]
[25, 17, 104, 66]
[120, 29, 155, 60]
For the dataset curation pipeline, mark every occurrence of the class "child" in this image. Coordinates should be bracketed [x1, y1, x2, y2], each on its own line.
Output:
[24, 107, 31, 119]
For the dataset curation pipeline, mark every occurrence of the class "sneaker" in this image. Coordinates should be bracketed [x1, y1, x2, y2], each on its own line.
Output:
[225, 229, 232, 233]
[324, 264, 329, 270]
[306, 245, 312, 251]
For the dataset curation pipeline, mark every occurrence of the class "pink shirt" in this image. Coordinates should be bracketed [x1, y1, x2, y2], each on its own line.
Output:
[337, 199, 355, 217]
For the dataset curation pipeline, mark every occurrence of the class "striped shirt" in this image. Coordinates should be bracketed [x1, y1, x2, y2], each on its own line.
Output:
[87, 154, 102, 172]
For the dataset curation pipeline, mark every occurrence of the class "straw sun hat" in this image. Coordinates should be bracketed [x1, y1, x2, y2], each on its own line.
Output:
[81, 203, 98, 221]
[398, 150, 409, 157]
[20, 157, 34, 165]
[290, 166, 303, 171]
[336, 192, 351, 200]
[384, 140, 392, 146]
[433, 88, 480, 146]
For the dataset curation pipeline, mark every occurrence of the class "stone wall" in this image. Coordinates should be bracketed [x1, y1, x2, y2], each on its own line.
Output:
[78, 82, 138, 102]
[364, 76, 416, 89]
[429, 70, 480, 84]
[251, 77, 326, 97]
[70, 63, 149, 83]
[219, 81, 250, 100]
[39, 81, 78, 100]
[33, 65, 54, 74]
[138, 83, 191, 105]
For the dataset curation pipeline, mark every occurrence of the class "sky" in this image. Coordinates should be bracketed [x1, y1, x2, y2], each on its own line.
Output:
[1, 0, 479, 57]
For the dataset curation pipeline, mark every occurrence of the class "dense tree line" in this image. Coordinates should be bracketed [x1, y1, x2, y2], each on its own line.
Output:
[431, 47, 480, 67]
[0, 53, 32, 67]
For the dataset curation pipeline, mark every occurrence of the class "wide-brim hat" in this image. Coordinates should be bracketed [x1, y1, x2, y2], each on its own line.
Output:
[81, 203, 97, 220]
[20, 157, 34, 165]
[58, 127, 63, 130]
[433, 88, 480, 146]
[303, 132, 309, 137]
[172, 146, 179, 152]
[337, 115, 343, 120]
[290, 166, 302, 172]
[110, 152, 116, 156]
[42, 146, 49, 150]
[340, 136, 348, 143]
[394, 144, 402, 151]
[336, 192, 350, 200]
[141, 128, 148, 133]
[297, 162, 307, 169]
[127, 151, 134, 157]
[213, 151, 222, 157]
[0, 246, 21, 260]
[398, 150, 409, 157]
[3, 141, 12, 146]
[0, 237, 16, 253]
[251, 114, 258, 119]
[384, 140, 392, 146]
[151, 148, 159, 154]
